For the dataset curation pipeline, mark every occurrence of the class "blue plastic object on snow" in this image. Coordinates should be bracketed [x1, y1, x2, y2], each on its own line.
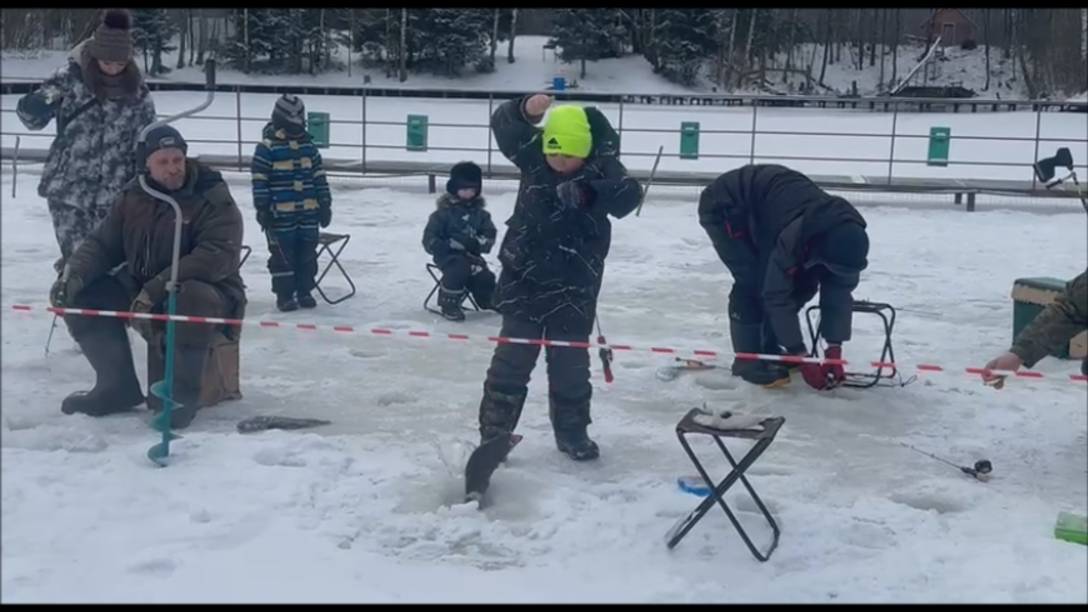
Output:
[677, 475, 712, 497]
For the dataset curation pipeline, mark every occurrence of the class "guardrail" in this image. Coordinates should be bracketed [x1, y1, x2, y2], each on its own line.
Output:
[2, 83, 1086, 207]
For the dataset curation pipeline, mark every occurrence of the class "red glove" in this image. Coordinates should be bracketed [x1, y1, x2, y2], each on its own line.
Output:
[798, 345, 846, 390]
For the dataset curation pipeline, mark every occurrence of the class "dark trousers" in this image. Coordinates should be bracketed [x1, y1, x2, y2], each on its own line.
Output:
[64, 269, 234, 406]
[439, 254, 496, 307]
[479, 309, 594, 439]
[266, 227, 318, 298]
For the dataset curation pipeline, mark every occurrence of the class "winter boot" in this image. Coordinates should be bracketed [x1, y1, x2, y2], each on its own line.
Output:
[477, 384, 528, 444]
[729, 321, 791, 388]
[157, 345, 209, 430]
[62, 323, 145, 416]
[438, 286, 466, 322]
[297, 292, 317, 309]
[276, 294, 299, 312]
[549, 392, 599, 461]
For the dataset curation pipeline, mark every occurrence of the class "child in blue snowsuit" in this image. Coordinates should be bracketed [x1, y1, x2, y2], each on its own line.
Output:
[251, 94, 332, 311]
[422, 161, 498, 321]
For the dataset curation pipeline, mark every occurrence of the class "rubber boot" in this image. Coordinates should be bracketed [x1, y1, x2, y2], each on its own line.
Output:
[730, 321, 791, 388]
[549, 392, 599, 461]
[61, 323, 145, 416]
[438, 286, 466, 321]
[477, 384, 528, 444]
[297, 292, 317, 309]
[160, 345, 209, 430]
[277, 294, 299, 312]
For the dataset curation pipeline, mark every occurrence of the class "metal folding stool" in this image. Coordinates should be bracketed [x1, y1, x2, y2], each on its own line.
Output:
[314, 232, 356, 305]
[239, 245, 252, 269]
[805, 300, 898, 389]
[665, 407, 785, 562]
[423, 263, 480, 316]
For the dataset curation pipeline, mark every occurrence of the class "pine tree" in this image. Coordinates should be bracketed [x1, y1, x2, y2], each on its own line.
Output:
[407, 9, 490, 77]
[131, 9, 178, 76]
[552, 9, 628, 79]
[652, 9, 716, 86]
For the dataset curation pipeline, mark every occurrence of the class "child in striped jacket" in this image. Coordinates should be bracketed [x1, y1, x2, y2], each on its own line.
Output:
[251, 94, 332, 311]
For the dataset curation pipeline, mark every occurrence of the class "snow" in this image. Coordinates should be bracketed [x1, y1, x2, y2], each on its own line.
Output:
[2, 158, 1087, 602]
[0, 36, 1059, 99]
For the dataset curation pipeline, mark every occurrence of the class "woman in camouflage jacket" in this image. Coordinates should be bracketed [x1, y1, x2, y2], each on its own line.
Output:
[16, 9, 157, 265]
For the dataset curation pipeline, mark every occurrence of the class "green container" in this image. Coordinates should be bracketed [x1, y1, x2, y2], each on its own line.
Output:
[307, 111, 330, 148]
[1012, 277, 1071, 359]
[407, 114, 428, 152]
[680, 121, 700, 160]
[1054, 511, 1087, 546]
[927, 126, 950, 167]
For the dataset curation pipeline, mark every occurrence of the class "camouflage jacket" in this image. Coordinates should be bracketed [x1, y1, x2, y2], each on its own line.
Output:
[16, 42, 157, 209]
[1011, 270, 1088, 369]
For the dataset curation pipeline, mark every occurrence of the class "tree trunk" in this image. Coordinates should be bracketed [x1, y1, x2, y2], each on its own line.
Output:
[507, 8, 517, 63]
[1003, 9, 1011, 60]
[891, 9, 899, 86]
[758, 11, 769, 85]
[177, 10, 187, 69]
[782, 9, 797, 83]
[196, 9, 206, 65]
[984, 10, 991, 90]
[870, 8, 878, 66]
[819, 10, 831, 85]
[243, 8, 250, 74]
[580, 57, 586, 79]
[1082, 7, 1087, 63]
[490, 9, 499, 65]
[743, 9, 757, 83]
[724, 9, 738, 88]
[856, 9, 865, 71]
[398, 8, 407, 82]
[878, 9, 887, 89]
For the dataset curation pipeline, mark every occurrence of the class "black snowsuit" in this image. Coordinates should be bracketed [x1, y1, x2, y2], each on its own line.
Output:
[698, 164, 867, 355]
[478, 96, 641, 448]
[422, 193, 498, 308]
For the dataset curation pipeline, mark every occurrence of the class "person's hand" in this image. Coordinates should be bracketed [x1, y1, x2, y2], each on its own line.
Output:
[319, 206, 331, 228]
[556, 179, 594, 210]
[524, 94, 553, 119]
[982, 351, 1023, 389]
[256, 208, 272, 230]
[129, 289, 157, 342]
[49, 266, 83, 308]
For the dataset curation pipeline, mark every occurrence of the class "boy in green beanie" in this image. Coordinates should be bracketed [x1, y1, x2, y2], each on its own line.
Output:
[475, 94, 640, 461]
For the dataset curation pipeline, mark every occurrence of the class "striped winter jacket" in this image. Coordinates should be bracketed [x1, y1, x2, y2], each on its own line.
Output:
[250, 123, 331, 230]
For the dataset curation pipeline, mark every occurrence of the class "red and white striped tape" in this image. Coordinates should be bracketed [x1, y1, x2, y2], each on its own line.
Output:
[10, 303, 1088, 385]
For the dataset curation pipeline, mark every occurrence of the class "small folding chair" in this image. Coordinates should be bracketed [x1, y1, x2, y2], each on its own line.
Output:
[665, 407, 785, 562]
[423, 263, 480, 315]
[239, 245, 252, 269]
[314, 232, 357, 305]
[805, 300, 899, 389]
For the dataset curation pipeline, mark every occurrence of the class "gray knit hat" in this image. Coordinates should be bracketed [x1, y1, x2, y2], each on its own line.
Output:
[272, 94, 306, 129]
[87, 9, 134, 63]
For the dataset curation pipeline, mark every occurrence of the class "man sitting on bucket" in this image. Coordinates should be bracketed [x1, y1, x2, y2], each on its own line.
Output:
[698, 164, 870, 389]
[50, 125, 247, 428]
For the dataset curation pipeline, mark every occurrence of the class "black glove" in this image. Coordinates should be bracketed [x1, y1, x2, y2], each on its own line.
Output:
[556, 179, 594, 210]
[49, 266, 84, 308]
[256, 208, 272, 230]
[461, 236, 482, 255]
[319, 206, 332, 228]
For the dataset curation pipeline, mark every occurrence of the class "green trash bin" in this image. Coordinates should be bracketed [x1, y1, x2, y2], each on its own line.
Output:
[680, 121, 700, 160]
[407, 114, 428, 152]
[307, 112, 330, 149]
[927, 126, 950, 167]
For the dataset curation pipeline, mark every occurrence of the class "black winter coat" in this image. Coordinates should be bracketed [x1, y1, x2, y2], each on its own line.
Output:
[698, 164, 867, 351]
[490, 96, 641, 323]
[422, 193, 497, 265]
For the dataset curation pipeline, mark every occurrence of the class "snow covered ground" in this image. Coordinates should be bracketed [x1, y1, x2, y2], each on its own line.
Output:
[2, 161, 1086, 602]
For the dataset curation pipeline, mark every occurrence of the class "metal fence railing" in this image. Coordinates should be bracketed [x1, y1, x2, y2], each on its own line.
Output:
[2, 84, 1086, 194]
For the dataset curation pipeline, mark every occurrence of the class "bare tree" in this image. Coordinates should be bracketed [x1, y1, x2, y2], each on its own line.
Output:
[177, 10, 188, 69]
[984, 9, 991, 90]
[870, 9, 878, 66]
[890, 9, 899, 86]
[819, 9, 831, 85]
[507, 8, 517, 63]
[783, 8, 798, 83]
[724, 9, 738, 88]
[743, 9, 757, 82]
[489, 8, 499, 66]
[398, 8, 407, 82]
